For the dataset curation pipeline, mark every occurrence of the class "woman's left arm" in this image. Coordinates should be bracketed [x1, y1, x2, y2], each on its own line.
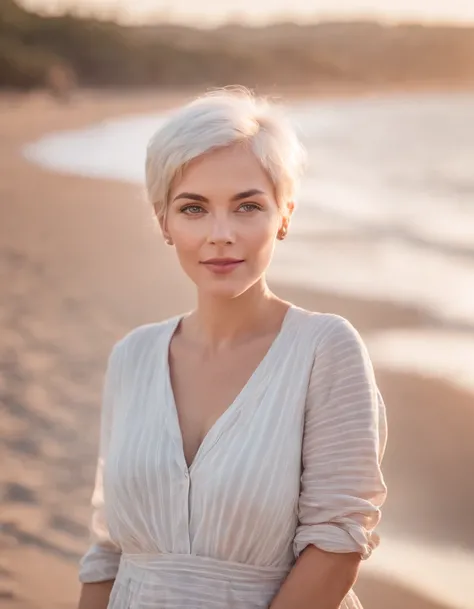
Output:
[270, 316, 388, 609]
[269, 545, 360, 609]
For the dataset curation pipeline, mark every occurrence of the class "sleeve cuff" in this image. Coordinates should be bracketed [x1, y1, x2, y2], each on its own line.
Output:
[79, 545, 121, 583]
[293, 523, 380, 561]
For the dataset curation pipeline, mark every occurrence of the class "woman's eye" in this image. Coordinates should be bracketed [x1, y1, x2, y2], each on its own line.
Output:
[181, 205, 204, 214]
[238, 203, 261, 213]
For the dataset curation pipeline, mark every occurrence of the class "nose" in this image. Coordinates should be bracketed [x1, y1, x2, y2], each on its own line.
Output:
[207, 214, 236, 245]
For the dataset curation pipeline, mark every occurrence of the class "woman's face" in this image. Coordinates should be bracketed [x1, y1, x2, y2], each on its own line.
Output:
[163, 144, 287, 299]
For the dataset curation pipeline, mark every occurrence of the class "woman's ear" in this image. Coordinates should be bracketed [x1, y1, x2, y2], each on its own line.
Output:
[158, 213, 174, 246]
[277, 201, 294, 240]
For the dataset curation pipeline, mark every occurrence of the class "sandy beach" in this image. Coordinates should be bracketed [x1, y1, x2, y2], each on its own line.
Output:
[0, 88, 471, 609]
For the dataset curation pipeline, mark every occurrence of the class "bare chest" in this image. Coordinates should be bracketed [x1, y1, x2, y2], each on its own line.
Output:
[168, 336, 275, 469]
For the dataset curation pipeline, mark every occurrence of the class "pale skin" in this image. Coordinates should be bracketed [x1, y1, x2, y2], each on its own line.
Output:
[78, 143, 361, 609]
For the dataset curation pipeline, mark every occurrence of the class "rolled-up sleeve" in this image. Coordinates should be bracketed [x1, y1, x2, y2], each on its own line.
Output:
[293, 316, 387, 561]
[79, 343, 123, 583]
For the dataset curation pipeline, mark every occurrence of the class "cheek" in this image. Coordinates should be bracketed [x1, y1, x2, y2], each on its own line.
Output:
[168, 220, 203, 252]
[244, 216, 279, 248]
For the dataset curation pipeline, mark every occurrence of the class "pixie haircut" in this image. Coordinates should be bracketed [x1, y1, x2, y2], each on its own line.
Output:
[145, 87, 306, 221]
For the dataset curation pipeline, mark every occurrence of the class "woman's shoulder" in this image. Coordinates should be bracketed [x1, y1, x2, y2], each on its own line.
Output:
[291, 306, 363, 343]
[289, 306, 369, 362]
[109, 314, 181, 362]
[291, 308, 376, 385]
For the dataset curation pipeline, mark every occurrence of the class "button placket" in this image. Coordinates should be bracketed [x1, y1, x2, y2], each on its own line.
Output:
[184, 468, 192, 552]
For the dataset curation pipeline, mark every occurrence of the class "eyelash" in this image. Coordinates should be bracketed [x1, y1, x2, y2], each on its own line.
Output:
[179, 202, 262, 214]
[239, 203, 262, 213]
[180, 204, 204, 215]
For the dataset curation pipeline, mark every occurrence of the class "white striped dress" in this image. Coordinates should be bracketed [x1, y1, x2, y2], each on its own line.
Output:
[79, 305, 387, 608]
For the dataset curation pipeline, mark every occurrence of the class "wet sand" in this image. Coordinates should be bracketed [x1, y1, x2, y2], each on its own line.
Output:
[0, 89, 468, 609]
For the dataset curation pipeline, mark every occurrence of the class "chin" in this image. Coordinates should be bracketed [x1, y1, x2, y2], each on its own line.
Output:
[202, 285, 247, 300]
[198, 278, 256, 300]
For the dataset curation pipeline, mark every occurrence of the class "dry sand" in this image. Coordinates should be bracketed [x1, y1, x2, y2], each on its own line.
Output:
[0, 89, 468, 609]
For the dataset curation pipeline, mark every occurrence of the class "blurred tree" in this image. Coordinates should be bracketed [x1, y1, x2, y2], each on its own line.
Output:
[0, 0, 473, 91]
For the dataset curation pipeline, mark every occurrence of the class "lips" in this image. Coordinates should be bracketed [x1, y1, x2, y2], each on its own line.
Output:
[202, 258, 244, 265]
[201, 258, 244, 274]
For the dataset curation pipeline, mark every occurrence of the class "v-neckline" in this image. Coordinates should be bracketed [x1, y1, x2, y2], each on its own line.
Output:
[163, 305, 295, 473]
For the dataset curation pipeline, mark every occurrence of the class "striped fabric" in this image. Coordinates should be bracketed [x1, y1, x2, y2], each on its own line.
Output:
[79, 306, 387, 608]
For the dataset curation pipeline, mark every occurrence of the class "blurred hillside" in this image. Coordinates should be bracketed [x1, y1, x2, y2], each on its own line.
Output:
[1, 0, 474, 90]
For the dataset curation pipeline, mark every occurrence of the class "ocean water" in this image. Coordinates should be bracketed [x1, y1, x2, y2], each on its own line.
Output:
[23, 90, 474, 606]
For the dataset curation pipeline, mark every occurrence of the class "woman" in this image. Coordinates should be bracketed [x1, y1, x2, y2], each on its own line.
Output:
[78, 88, 387, 609]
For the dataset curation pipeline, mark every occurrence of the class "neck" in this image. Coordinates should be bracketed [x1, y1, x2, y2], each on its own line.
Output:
[188, 279, 286, 350]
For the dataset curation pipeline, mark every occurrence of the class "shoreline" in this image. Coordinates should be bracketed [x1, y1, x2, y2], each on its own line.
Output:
[3, 78, 474, 100]
[1, 88, 471, 609]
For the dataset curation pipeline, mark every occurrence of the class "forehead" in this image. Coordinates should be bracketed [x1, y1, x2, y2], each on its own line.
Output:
[171, 144, 274, 196]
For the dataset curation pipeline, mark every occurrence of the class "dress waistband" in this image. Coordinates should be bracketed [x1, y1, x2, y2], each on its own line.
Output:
[111, 553, 292, 609]
[121, 552, 290, 583]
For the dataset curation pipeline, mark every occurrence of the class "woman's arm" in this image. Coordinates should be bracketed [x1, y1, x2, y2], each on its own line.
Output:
[78, 581, 115, 609]
[271, 316, 387, 609]
[269, 546, 360, 609]
[77, 343, 124, 606]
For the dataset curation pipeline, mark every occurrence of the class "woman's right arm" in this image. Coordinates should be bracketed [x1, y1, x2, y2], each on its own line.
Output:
[77, 343, 124, 608]
[78, 581, 115, 609]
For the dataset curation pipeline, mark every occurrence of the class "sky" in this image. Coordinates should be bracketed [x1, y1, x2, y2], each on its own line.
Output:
[19, 0, 474, 26]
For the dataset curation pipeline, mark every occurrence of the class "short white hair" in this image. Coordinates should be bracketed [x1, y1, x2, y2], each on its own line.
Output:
[145, 87, 306, 220]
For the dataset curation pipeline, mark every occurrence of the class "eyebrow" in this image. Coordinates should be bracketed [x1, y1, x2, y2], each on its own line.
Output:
[172, 189, 266, 203]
